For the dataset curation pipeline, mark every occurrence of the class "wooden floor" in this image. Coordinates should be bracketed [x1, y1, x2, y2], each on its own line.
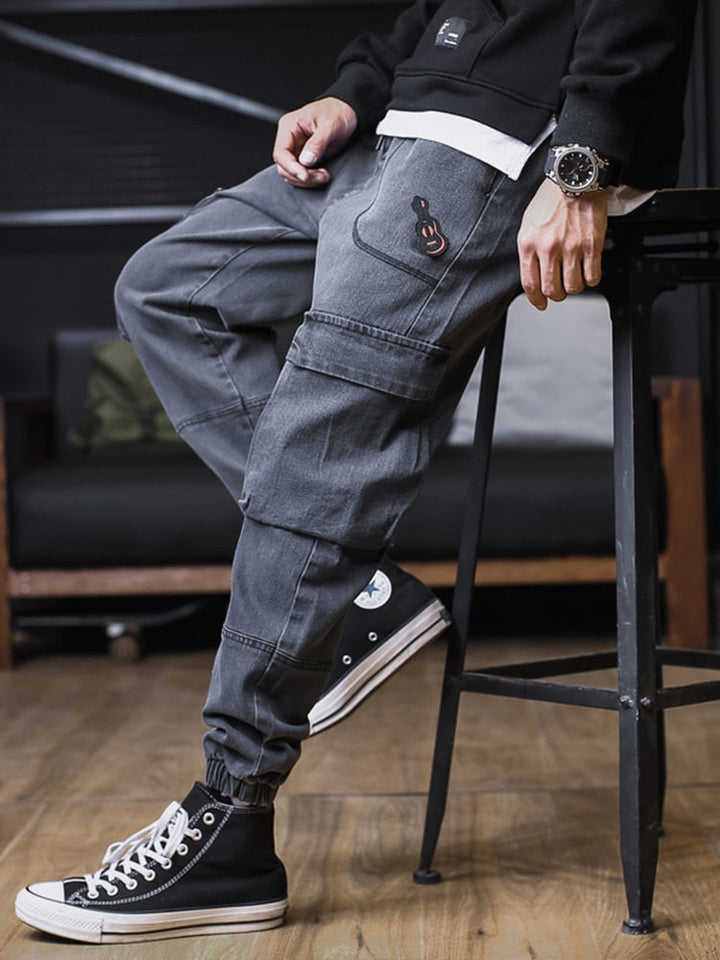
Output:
[3, 634, 720, 959]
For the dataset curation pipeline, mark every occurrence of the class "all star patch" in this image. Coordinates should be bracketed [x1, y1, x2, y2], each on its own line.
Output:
[435, 17, 470, 48]
[412, 196, 449, 257]
[354, 570, 393, 610]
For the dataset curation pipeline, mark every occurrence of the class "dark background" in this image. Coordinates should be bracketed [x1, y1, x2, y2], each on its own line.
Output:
[0, 0, 406, 395]
[1, 0, 718, 635]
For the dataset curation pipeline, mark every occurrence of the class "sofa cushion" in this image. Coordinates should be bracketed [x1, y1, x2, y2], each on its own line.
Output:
[449, 294, 613, 448]
[391, 443, 615, 560]
[10, 453, 241, 568]
[10, 443, 615, 568]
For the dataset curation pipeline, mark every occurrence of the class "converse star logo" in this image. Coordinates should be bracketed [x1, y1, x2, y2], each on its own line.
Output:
[353, 570, 393, 610]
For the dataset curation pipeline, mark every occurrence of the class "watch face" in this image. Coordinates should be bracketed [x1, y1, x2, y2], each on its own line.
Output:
[556, 149, 597, 190]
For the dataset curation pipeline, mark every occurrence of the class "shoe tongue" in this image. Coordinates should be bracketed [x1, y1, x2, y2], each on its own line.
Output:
[178, 781, 221, 819]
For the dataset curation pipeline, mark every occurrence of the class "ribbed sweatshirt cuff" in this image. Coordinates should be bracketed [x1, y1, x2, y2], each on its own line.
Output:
[551, 91, 636, 183]
[322, 64, 391, 132]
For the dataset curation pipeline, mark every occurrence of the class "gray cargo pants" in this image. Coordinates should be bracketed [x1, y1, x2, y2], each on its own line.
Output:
[115, 135, 545, 803]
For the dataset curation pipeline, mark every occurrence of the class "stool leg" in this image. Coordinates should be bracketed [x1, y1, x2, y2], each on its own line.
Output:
[413, 621, 466, 884]
[656, 662, 667, 834]
[0, 588, 11, 670]
[610, 292, 661, 935]
[414, 314, 507, 884]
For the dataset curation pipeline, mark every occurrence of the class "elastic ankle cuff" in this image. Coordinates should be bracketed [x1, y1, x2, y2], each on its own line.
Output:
[205, 759, 278, 807]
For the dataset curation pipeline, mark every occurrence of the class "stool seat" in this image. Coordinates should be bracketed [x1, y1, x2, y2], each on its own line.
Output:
[414, 188, 720, 935]
[616, 187, 720, 234]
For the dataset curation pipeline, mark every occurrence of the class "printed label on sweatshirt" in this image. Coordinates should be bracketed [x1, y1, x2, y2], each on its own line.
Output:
[435, 17, 470, 49]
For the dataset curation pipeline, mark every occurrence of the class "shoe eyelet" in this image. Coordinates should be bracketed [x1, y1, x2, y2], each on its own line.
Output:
[125, 878, 138, 890]
[107, 885, 119, 897]
[203, 812, 216, 826]
[87, 890, 99, 900]
[161, 858, 173, 870]
[342, 654, 352, 665]
[145, 870, 156, 882]
[178, 843, 188, 856]
[190, 828, 202, 841]
[368, 632, 378, 642]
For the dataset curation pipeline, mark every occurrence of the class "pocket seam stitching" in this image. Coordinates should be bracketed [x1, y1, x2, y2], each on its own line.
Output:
[352, 217, 437, 287]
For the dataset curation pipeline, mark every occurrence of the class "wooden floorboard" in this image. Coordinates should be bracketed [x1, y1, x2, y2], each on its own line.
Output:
[3, 636, 720, 958]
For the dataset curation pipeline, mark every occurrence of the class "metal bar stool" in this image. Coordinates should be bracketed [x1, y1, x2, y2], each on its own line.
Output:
[413, 189, 720, 934]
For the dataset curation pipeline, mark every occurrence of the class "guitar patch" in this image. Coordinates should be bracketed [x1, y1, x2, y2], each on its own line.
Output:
[412, 196, 449, 257]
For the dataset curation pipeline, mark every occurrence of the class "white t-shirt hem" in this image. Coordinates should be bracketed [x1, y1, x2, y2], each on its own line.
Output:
[375, 109, 655, 215]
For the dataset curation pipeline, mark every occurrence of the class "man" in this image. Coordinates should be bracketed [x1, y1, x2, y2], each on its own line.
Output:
[15, 0, 696, 943]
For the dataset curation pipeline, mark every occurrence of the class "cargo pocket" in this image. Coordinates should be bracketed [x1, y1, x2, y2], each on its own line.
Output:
[240, 313, 450, 550]
[352, 139, 500, 287]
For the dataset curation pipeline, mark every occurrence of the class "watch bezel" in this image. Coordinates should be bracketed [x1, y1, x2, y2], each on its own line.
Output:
[547, 144, 611, 197]
[554, 146, 598, 193]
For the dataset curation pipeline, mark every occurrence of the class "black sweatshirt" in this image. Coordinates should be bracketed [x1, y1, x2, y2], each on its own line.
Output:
[323, 0, 698, 188]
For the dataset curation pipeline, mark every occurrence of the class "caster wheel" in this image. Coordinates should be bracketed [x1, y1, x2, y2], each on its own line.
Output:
[11, 629, 33, 649]
[107, 625, 142, 661]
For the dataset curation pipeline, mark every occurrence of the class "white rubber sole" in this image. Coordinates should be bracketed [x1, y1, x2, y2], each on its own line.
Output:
[15, 886, 288, 943]
[308, 599, 450, 735]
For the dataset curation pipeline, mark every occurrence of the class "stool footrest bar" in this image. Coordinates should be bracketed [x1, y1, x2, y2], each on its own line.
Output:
[657, 680, 720, 709]
[471, 650, 618, 679]
[657, 647, 720, 670]
[461, 672, 618, 709]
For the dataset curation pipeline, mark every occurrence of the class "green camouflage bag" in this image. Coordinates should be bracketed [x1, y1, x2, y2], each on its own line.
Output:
[69, 339, 185, 453]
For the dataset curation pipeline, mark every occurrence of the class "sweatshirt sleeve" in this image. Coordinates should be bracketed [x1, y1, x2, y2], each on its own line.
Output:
[322, 0, 443, 131]
[552, 0, 697, 178]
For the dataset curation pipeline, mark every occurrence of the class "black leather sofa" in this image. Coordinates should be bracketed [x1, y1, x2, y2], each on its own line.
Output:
[0, 304, 709, 667]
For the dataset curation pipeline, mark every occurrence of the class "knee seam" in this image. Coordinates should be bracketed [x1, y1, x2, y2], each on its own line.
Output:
[221, 625, 331, 672]
[175, 395, 269, 432]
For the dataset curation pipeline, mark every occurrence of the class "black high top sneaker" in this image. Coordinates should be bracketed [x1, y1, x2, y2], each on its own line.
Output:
[15, 783, 287, 943]
[308, 561, 450, 735]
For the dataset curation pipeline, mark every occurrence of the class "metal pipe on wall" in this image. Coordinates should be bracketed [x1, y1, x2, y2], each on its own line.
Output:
[0, 17, 283, 227]
[0, 18, 282, 124]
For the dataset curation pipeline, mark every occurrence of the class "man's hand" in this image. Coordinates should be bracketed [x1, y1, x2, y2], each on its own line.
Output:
[517, 178, 609, 310]
[273, 97, 358, 188]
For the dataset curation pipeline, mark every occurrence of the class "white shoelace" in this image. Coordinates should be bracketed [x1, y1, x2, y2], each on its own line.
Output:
[84, 802, 202, 899]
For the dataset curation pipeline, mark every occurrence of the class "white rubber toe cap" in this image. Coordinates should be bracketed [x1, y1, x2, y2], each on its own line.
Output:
[25, 881, 66, 901]
[16, 881, 104, 944]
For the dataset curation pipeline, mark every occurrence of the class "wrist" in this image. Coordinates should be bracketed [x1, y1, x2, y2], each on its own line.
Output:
[322, 97, 358, 131]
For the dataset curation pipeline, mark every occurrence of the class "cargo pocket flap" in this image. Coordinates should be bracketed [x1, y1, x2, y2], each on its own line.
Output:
[287, 313, 449, 401]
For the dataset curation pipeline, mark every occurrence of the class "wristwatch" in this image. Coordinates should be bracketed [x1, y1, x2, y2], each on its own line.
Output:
[545, 144, 614, 197]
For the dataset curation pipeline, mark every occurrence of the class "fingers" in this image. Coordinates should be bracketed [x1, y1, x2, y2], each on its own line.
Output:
[519, 247, 547, 311]
[518, 180, 608, 310]
[520, 244, 600, 310]
[276, 163, 331, 190]
[272, 97, 357, 189]
[566, 231, 603, 294]
[272, 118, 330, 188]
[518, 235, 567, 310]
[582, 244, 603, 289]
[541, 246, 565, 303]
[296, 128, 333, 171]
[561, 247, 584, 297]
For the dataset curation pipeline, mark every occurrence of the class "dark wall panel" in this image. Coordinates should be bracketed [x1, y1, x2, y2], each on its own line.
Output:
[0, 3, 403, 395]
[1, 1, 719, 409]
[0, 224, 159, 395]
[0, 6, 403, 211]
